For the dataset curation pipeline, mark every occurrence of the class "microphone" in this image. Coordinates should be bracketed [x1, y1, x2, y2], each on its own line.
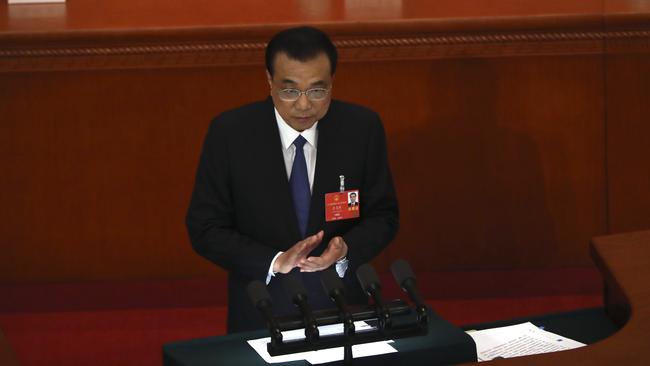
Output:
[391, 259, 428, 324]
[356, 263, 391, 330]
[246, 281, 282, 346]
[321, 268, 355, 336]
[283, 271, 319, 344]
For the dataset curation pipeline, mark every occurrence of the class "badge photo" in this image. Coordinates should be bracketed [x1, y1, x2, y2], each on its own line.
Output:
[325, 189, 360, 222]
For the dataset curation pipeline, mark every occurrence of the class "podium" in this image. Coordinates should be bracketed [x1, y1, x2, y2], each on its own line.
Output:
[164, 230, 650, 365]
[163, 308, 477, 366]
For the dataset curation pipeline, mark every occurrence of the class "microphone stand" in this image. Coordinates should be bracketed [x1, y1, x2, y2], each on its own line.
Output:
[250, 262, 429, 360]
[332, 289, 354, 365]
[322, 268, 356, 365]
[391, 259, 429, 330]
[246, 281, 283, 347]
[266, 301, 426, 357]
[284, 271, 320, 346]
[357, 264, 391, 334]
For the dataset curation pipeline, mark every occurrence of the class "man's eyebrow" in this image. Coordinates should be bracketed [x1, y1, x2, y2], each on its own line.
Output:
[278, 79, 328, 87]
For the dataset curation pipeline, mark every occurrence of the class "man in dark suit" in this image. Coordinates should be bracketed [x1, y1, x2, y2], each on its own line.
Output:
[186, 26, 399, 333]
[348, 192, 359, 207]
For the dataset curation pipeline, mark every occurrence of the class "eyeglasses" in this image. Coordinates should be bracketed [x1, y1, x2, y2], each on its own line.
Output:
[277, 87, 330, 102]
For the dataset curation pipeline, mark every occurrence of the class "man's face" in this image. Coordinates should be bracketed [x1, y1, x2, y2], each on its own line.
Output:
[350, 193, 357, 203]
[267, 52, 333, 132]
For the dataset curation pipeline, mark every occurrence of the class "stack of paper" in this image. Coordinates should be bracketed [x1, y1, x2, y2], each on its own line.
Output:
[466, 322, 585, 362]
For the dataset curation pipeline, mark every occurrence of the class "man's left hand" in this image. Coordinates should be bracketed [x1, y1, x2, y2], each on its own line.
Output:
[298, 236, 348, 272]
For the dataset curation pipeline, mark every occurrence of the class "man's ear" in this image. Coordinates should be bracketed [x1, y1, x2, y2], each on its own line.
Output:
[266, 71, 273, 91]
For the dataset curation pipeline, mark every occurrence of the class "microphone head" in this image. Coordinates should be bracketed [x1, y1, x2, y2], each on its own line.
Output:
[356, 263, 381, 293]
[247, 280, 271, 307]
[283, 271, 308, 301]
[321, 268, 345, 297]
[391, 259, 416, 288]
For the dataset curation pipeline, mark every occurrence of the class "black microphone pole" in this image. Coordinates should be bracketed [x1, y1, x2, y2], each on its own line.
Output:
[283, 271, 319, 346]
[321, 268, 355, 364]
[246, 281, 283, 347]
[391, 259, 428, 325]
[356, 264, 391, 331]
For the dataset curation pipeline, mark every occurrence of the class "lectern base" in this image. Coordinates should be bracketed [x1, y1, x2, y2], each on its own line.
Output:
[163, 308, 476, 366]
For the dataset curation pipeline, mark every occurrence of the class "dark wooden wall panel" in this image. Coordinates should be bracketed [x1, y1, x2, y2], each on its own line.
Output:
[0, 55, 607, 281]
[604, 0, 650, 235]
[335, 56, 606, 271]
[0, 67, 269, 282]
[605, 52, 650, 234]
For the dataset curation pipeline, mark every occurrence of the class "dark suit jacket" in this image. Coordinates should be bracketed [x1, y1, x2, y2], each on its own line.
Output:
[186, 97, 399, 333]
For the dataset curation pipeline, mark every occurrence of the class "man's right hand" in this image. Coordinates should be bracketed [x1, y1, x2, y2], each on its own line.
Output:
[273, 231, 323, 274]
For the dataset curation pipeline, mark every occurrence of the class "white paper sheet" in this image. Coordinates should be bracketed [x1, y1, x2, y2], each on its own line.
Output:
[247, 321, 397, 364]
[466, 322, 585, 362]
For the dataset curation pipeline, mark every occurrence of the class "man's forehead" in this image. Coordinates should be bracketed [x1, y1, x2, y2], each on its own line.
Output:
[272, 52, 332, 77]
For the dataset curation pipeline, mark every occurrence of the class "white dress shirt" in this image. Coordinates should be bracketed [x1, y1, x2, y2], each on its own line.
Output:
[266, 108, 348, 284]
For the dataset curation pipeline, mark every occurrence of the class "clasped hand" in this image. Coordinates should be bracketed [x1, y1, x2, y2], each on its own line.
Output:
[273, 230, 348, 274]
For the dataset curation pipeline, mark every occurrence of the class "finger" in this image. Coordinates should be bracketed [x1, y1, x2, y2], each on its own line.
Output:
[318, 251, 336, 264]
[297, 240, 318, 258]
[296, 236, 316, 252]
[287, 243, 305, 261]
[322, 244, 340, 260]
[301, 233, 323, 255]
[329, 236, 343, 250]
[327, 237, 347, 259]
[293, 231, 325, 260]
[309, 231, 324, 247]
[299, 256, 325, 271]
[305, 255, 334, 271]
[307, 256, 327, 266]
[299, 264, 318, 272]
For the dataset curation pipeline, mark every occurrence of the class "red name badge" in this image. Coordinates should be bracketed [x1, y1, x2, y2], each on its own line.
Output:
[325, 190, 360, 222]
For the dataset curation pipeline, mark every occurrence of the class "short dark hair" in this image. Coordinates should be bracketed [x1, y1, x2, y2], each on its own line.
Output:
[265, 26, 338, 77]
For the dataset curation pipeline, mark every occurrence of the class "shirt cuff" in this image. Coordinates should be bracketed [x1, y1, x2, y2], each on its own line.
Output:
[335, 256, 349, 278]
[266, 251, 284, 285]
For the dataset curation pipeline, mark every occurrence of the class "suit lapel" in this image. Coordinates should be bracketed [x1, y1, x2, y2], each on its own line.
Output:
[256, 98, 302, 243]
[308, 107, 339, 237]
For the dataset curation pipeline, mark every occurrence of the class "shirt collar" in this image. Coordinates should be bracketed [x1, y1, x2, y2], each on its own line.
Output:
[274, 108, 318, 150]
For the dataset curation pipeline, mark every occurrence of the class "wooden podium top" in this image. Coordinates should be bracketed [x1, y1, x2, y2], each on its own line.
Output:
[0, 0, 613, 33]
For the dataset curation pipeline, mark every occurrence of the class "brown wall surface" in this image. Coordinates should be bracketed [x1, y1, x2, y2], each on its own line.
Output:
[602, 1, 650, 235]
[1, 1, 648, 283]
[1, 67, 270, 282]
[605, 53, 650, 234]
[0, 56, 610, 282]
[336, 56, 608, 272]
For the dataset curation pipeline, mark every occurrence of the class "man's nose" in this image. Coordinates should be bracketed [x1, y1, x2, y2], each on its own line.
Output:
[294, 93, 311, 111]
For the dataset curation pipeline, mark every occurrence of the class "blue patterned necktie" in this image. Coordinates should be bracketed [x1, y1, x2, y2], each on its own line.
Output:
[290, 135, 311, 238]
